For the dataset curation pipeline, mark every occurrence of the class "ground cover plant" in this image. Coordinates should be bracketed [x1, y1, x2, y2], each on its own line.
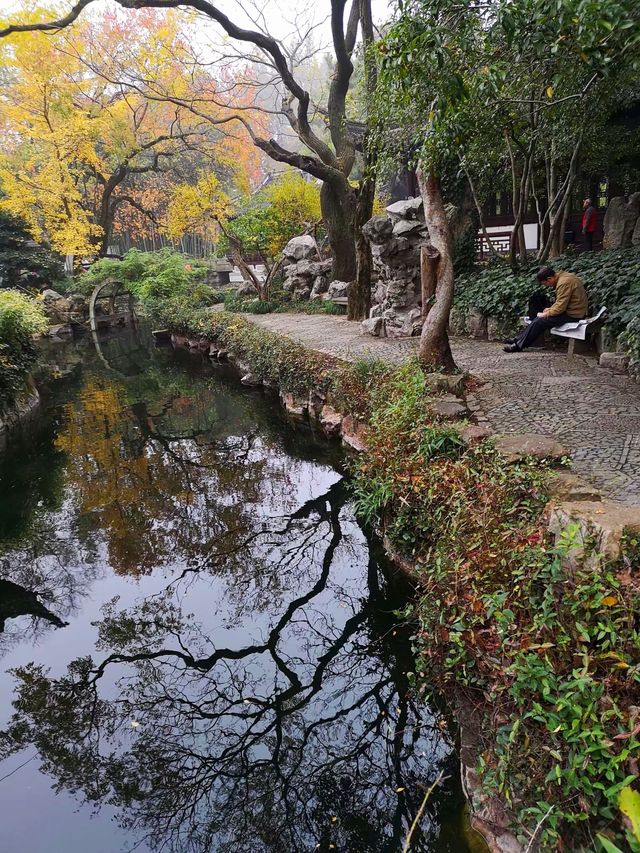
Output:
[104, 289, 640, 850]
[348, 361, 640, 850]
[455, 248, 640, 359]
[0, 289, 48, 408]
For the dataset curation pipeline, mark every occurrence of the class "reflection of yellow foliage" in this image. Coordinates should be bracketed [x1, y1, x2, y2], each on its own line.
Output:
[53, 374, 264, 577]
[55, 378, 162, 574]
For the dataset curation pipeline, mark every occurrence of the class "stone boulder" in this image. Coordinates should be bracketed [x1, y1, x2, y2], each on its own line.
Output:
[310, 276, 329, 300]
[494, 432, 567, 465]
[282, 235, 317, 261]
[603, 193, 640, 250]
[41, 288, 65, 302]
[383, 306, 422, 338]
[360, 316, 383, 337]
[598, 352, 630, 374]
[319, 405, 343, 437]
[341, 414, 369, 452]
[41, 289, 89, 325]
[430, 397, 468, 420]
[362, 215, 393, 243]
[546, 500, 640, 565]
[386, 196, 423, 220]
[236, 281, 257, 298]
[546, 471, 601, 503]
[423, 372, 466, 395]
[327, 280, 351, 300]
[280, 391, 307, 417]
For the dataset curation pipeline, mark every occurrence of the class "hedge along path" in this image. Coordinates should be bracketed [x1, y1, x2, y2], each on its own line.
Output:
[245, 313, 640, 505]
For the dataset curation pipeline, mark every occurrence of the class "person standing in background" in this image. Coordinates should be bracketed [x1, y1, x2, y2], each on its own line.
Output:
[581, 198, 597, 251]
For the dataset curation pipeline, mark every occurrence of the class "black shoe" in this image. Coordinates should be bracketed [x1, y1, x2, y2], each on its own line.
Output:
[503, 344, 521, 353]
[503, 337, 516, 345]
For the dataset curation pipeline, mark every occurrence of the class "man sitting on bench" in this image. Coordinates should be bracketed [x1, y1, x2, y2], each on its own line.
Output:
[504, 266, 588, 353]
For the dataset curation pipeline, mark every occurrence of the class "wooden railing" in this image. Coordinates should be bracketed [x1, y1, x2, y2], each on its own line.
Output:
[475, 230, 512, 260]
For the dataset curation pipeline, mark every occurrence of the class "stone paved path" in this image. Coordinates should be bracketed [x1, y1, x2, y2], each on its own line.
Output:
[247, 313, 640, 504]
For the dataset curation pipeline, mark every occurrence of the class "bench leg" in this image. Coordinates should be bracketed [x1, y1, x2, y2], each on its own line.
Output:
[567, 338, 576, 356]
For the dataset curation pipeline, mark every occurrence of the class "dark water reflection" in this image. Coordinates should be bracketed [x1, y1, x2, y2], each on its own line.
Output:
[0, 329, 471, 852]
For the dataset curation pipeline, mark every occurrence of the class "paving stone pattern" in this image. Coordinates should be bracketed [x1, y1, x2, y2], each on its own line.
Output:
[247, 314, 640, 504]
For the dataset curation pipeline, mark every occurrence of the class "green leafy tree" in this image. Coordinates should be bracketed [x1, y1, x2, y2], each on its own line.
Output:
[378, 0, 640, 370]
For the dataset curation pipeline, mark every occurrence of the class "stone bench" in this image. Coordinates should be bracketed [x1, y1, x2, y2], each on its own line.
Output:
[330, 296, 349, 305]
[525, 306, 607, 355]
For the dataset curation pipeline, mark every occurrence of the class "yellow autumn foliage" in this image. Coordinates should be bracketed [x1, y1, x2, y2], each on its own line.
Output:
[164, 174, 230, 242]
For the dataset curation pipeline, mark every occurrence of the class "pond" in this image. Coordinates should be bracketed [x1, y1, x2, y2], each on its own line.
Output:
[0, 327, 473, 853]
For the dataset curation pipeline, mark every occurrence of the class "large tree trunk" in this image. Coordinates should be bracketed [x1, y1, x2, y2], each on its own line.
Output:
[417, 167, 457, 373]
[321, 181, 357, 283]
[349, 169, 376, 320]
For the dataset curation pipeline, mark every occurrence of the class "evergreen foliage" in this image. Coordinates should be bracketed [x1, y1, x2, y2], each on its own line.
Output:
[0, 289, 47, 407]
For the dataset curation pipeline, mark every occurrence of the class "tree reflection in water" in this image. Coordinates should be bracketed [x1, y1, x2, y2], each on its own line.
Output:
[0, 336, 466, 852]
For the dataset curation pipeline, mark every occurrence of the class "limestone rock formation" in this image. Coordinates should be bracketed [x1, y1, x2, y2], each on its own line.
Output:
[280, 241, 332, 301]
[326, 280, 351, 300]
[361, 197, 430, 338]
[602, 193, 640, 249]
[41, 290, 88, 326]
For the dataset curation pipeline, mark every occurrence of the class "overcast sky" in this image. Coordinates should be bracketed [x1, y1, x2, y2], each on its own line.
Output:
[1, 0, 393, 47]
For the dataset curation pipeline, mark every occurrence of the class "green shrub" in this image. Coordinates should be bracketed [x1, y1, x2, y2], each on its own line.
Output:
[77, 249, 209, 304]
[0, 290, 48, 407]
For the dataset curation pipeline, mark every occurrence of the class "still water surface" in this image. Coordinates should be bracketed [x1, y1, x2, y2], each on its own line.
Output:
[0, 329, 471, 853]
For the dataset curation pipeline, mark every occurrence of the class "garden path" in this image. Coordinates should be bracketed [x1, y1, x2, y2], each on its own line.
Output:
[246, 313, 640, 504]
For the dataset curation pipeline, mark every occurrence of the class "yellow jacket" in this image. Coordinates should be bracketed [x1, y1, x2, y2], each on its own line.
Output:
[547, 272, 588, 319]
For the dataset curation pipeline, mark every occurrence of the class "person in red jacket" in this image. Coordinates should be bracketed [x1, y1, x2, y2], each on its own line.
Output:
[581, 198, 597, 251]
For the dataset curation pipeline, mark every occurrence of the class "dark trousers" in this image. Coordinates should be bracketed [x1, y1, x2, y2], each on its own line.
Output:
[585, 231, 594, 251]
[515, 313, 577, 350]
